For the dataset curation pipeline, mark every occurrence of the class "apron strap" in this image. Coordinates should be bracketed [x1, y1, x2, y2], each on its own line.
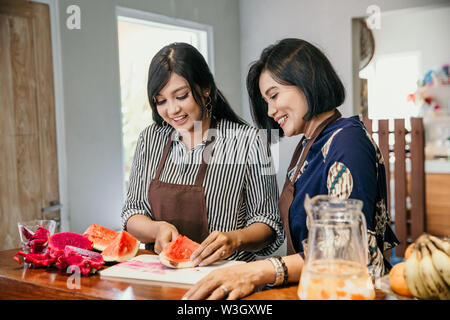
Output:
[289, 109, 342, 184]
[153, 130, 175, 181]
[194, 117, 217, 187]
[153, 118, 218, 187]
[287, 135, 307, 173]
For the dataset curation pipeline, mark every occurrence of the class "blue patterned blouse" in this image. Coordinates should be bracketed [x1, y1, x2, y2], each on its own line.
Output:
[289, 115, 399, 276]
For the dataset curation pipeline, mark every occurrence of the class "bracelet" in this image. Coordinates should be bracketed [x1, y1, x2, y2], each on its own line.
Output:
[275, 256, 288, 286]
[267, 257, 284, 287]
[267, 256, 288, 287]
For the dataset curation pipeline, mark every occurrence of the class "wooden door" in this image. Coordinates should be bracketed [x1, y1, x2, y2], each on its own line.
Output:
[0, 0, 60, 250]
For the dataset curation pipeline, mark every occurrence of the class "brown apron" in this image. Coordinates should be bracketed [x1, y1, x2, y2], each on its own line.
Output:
[147, 119, 217, 248]
[279, 110, 341, 254]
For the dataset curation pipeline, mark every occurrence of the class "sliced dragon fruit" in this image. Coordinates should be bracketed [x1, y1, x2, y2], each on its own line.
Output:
[14, 232, 94, 270]
[19, 226, 51, 254]
[20, 226, 35, 241]
[48, 232, 93, 251]
[13, 251, 56, 266]
[33, 226, 51, 240]
[29, 239, 48, 254]
[57, 245, 104, 275]
[47, 232, 93, 259]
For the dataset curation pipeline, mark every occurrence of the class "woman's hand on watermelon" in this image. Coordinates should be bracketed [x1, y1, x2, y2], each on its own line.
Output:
[154, 221, 179, 254]
[190, 223, 275, 267]
[190, 230, 241, 266]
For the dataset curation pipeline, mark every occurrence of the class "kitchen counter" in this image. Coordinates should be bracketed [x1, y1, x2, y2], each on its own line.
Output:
[425, 159, 450, 174]
[0, 248, 298, 300]
[389, 159, 450, 174]
[0, 249, 387, 300]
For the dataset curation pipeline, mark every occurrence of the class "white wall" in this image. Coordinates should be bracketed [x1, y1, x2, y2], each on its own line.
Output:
[239, 0, 450, 191]
[373, 5, 450, 76]
[58, 0, 241, 233]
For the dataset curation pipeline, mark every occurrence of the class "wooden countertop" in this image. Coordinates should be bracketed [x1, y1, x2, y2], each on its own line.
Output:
[0, 249, 300, 300]
[0, 249, 386, 300]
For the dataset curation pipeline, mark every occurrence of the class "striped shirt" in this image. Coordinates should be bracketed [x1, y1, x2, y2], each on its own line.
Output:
[121, 119, 285, 261]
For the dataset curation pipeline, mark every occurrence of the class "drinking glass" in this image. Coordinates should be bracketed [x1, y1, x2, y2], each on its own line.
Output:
[18, 219, 56, 253]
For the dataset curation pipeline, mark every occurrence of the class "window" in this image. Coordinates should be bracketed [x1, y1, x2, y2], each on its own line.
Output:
[360, 52, 421, 121]
[116, 7, 213, 190]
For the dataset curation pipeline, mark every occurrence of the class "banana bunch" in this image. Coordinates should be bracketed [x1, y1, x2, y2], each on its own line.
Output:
[404, 233, 450, 300]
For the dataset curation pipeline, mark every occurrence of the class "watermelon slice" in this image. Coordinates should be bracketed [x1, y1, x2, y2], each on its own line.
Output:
[159, 235, 200, 269]
[83, 224, 119, 251]
[101, 231, 140, 262]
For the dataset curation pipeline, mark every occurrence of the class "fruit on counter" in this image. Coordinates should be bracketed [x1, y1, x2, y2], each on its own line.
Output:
[57, 246, 104, 276]
[418, 242, 450, 300]
[83, 224, 119, 251]
[101, 231, 140, 262]
[159, 235, 200, 269]
[13, 230, 104, 275]
[404, 243, 431, 299]
[404, 242, 415, 260]
[13, 251, 56, 266]
[19, 226, 50, 254]
[47, 232, 93, 259]
[403, 233, 450, 300]
[425, 238, 450, 286]
[389, 262, 414, 298]
[429, 234, 450, 256]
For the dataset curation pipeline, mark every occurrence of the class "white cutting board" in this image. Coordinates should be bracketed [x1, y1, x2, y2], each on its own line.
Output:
[99, 254, 245, 288]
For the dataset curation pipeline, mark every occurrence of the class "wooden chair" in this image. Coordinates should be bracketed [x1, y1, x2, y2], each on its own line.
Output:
[362, 117, 425, 258]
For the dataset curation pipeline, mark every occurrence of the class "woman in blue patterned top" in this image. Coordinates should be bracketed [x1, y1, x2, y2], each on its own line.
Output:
[183, 38, 399, 300]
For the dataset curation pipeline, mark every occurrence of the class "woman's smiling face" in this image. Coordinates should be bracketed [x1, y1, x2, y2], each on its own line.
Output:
[155, 72, 207, 133]
[259, 69, 309, 137]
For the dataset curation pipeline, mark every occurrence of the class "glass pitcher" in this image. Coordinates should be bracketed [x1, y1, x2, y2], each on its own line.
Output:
[297, 195, 375, 300]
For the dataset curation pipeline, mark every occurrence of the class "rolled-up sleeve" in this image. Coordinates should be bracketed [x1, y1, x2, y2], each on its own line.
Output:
[121, 130, 152, 230]
[244, 131, 285, 255]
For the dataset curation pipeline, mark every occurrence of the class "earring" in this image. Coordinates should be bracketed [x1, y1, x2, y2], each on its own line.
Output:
[205, 96, 212, 118]
[161, 120, 168, 127]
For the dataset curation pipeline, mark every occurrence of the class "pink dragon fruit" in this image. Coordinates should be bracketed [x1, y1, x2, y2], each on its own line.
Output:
[19, 226, 50, 254]
[47, 232, 93, 260]
[14, 231, 104, 275]
[57, 246, 104, 275]
[13, 252, 55, 266]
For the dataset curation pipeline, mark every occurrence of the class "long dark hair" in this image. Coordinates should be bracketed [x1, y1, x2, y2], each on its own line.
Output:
[147, 42, 246, 126]
[246, 38, 345, 141]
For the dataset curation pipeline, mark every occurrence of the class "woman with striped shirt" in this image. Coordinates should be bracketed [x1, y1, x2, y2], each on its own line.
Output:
[121, 43, 284, 265]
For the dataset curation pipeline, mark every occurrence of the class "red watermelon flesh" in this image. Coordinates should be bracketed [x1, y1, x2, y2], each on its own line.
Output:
[83, 224, 119, 251]
[159, 235, 200, 268]
[101, 231, 140, 262]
